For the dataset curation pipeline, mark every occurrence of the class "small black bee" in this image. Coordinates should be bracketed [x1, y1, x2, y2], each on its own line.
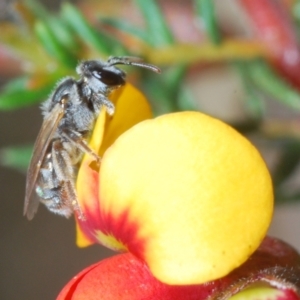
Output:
[24, 56, 160, 220]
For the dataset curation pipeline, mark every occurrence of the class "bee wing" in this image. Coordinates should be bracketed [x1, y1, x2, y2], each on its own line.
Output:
[24, 103, 64, 220]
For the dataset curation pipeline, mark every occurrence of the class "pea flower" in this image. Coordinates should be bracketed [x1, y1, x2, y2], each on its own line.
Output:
[57, 83, 300, 299]
[58, 236, 300, 299]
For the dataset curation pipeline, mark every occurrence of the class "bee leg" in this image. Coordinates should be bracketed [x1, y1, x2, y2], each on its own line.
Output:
[60, 180, 86, 221]
[90, 92, 115, 115]
[100, 97, 115, 115]
[51, 140, 85, 220]
[62, 129, 101, 164]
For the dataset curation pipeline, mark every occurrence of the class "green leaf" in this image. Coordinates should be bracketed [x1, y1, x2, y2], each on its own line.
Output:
[275, 191, 300, 204]
[292, 1, 300, 23]
[0, 77, 54, 110]
[163, 65, 188, 102]
[176, 86, 198, 111]
[47, 16, 82, 57]
[164, 65, 198, 111]
[243, 90, 265, 118]
[35, 20, 78, 68]
[0, 145, 33, 173]
[61, 3, 127, 56]
[24, 0, 49, 19]
[246, 60, 300, 110]
[235, 61, 265, 118]
[195, 0, 221, 45]
[134, 0, 174, 46]
[24, 0, 81, 58]
[141, 75, 177, 114]
[273, 138, 300, 187]
[99, 17, 151, 44]
[142, 65, 190, 114]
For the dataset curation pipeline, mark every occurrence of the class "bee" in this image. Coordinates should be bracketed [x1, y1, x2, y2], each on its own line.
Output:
[24, 56, 160, 221]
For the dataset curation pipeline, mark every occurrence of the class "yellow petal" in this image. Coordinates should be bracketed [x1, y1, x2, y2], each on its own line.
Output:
[76, 83, 153, 247]
[76, 108, 107, 247]
[99, 111, 273, 284]
[230, 286, 286, 300]
[99, 83, 153, 156]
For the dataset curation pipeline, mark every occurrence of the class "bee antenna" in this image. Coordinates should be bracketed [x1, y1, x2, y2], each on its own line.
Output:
[107, 56, 161, 73]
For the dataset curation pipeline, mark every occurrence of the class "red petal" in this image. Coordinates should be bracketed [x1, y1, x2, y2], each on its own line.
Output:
[57, 237, 300, 300]
[57, 253, 217, 300]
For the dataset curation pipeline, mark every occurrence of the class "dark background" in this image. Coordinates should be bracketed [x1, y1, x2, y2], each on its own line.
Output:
[0, 106, 114, 300]
[0, 1, 114, 299]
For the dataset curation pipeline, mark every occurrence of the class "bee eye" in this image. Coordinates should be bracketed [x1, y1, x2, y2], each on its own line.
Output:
[92, 70, 125, 86]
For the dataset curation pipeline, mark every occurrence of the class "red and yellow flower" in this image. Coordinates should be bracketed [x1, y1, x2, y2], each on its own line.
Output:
[57, 83, 300, 299]
[58, 236, 300, 299]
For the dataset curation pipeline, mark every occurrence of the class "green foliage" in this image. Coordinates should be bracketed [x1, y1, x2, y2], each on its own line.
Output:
[273, 138, 300, 204]
[235, 61, 266, 119]
[1, 0, 300, 204]
[35, 20, 78, 68]
[61, 3, 127, 55]
[0, 77, 55, 110]
[245, 60, 300, 110]
[134, 0, 174, 47]
[98, 17, 152, 44]
[195, 0, 221, 45]
[0, 145, 33, 173]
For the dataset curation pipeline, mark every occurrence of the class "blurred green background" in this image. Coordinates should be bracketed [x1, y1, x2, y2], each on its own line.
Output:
[1, 0, 300, 299]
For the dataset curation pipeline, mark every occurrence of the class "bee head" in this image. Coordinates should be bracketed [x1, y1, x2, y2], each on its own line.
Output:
[77, 57, 160, 95]
[77, 60, 126, 93]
